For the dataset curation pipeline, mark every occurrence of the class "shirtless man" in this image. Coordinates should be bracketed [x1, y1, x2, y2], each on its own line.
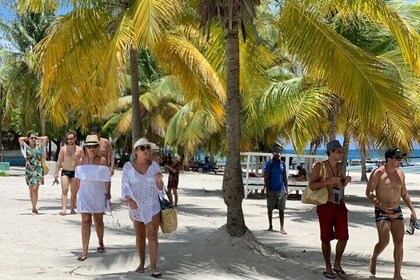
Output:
[54, 131, 85, 215]
[90, 126, 115, 176]
[366, 148, 417, 280]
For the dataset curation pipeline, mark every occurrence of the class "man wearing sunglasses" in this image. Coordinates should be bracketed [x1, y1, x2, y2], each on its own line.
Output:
[54, 131, 85, 215]
[366, 148, 417, 280]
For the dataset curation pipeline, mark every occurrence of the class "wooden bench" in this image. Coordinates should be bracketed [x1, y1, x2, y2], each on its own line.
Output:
[288, 180, 308, 195]
[243, 177, 265, 198]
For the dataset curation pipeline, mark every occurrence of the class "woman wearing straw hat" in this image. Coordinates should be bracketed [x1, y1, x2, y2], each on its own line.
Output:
[164, 153, 181, 207]
[74, 135, 111, 261]
[121, 137, 164, 277]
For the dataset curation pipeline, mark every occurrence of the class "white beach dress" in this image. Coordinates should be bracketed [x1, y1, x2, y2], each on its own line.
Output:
[121, 161, 161, 224]
[76, 165, 111, 213]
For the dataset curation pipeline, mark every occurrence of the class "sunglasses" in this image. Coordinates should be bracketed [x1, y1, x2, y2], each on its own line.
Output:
[86, 145, 98, 149]
[392, 157, 403, 161]
[30, 137, 37, 140]
[138, 145, 151, 151]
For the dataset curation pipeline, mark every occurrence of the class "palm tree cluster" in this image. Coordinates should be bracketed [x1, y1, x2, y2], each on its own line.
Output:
[1, 0, 419, 236]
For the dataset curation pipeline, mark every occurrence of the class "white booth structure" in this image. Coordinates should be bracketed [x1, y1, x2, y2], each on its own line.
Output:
[241, 152, 327, 198]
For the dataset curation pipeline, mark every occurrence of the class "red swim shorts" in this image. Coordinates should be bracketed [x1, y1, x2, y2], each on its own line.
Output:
[316, 201, 349, 243]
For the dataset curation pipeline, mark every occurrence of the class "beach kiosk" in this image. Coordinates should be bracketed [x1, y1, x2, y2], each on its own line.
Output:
[241, 152, 327, 199]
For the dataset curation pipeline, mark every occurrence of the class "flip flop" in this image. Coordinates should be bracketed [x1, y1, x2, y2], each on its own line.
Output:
[323, 271, 336, 279]
[97, 247, 106, 253]
[77, 255, 88, 261]
[151, 272, 162, 278]
[332, 268, 347, 278]
[135, 267, 145, 273]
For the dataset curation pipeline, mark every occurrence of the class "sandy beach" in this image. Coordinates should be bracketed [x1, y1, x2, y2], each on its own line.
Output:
[0, 166, 419, 280]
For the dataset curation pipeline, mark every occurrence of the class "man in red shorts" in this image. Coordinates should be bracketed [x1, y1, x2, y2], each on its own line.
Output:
[309, 140, 352, 279]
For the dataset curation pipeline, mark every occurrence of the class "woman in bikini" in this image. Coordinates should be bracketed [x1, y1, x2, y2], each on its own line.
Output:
[75, 135, 111, 261]
[121, 137, 164, 278]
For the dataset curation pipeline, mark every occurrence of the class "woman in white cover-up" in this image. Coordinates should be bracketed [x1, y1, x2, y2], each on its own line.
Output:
[74, 135, 111, 261]
[122, 137, 164, 277]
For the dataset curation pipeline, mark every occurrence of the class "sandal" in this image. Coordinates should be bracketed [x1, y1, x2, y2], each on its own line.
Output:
[332, 268, 347, 278]
[135, 266, 145, 273]
[323, 271, 336, 279]
[151, 272, 162, 278]
[77, 255, 88, 261]
[97, 247, 106, 253]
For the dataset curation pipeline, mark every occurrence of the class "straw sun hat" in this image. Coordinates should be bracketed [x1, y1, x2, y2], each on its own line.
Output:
[172, 153, 181, 161]
[85, 135, 99, 146]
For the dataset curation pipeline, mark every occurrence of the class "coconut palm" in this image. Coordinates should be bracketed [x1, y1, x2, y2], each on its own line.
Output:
[0, 10, 54, 135]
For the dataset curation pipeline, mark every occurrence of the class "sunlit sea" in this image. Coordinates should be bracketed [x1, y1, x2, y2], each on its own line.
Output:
[283, 149, 420, 174]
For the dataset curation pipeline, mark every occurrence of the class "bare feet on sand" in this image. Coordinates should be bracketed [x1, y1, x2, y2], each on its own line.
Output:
[59, 211, 66, 216]
[369, 258, 376, 275]
[280, 229, 287, 234]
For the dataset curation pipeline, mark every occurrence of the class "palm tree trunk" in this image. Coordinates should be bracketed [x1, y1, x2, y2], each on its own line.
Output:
[222, 8, 247, 237]
[39, 105, 46, 136]
[342, 130, 351, 175]
[0, 85, 3, 158]
[130, 46, 142, 143]
[360, 145, 368, 181]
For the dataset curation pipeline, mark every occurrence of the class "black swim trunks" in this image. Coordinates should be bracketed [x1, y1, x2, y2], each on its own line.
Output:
[61, 169, 75, 179]
[375, 206, 404, 222]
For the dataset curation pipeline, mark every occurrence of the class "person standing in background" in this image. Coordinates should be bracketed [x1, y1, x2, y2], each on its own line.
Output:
[90, 126, 115, 176]
[264, 146, 288, 234]
[165, 153, 181, 207]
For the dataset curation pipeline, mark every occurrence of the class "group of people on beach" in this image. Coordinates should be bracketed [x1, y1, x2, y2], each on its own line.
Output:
[264, 140, 417, 280]
[18, 130, 417, 279]
[18, 128, 182, 278]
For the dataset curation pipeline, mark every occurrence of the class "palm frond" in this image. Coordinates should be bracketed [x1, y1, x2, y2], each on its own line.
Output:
[279, 2, 413, 133]
[129, 0, 184, 47]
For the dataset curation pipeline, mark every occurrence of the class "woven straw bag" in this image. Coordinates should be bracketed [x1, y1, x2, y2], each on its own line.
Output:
[301, 162, 328, 205]
[159, 194, 177, 234]
[160, 208, 177, 234]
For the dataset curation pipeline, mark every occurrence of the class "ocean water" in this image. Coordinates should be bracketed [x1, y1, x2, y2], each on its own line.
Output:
[282, 149, 420, 174]
[200, 149, 420, 174]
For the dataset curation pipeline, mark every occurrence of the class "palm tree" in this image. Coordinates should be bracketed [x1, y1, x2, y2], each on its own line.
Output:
[198, 0, 264, 237]
[0, 10, 54, 135]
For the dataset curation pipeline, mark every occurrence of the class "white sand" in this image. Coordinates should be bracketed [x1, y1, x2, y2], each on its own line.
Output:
[0, 167, 419, 280]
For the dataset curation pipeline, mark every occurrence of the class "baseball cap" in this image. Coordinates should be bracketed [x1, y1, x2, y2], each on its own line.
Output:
[272, 146, 283, 153]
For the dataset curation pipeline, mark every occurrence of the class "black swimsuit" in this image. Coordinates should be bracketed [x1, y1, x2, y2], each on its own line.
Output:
[61, 169, 75, 179]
